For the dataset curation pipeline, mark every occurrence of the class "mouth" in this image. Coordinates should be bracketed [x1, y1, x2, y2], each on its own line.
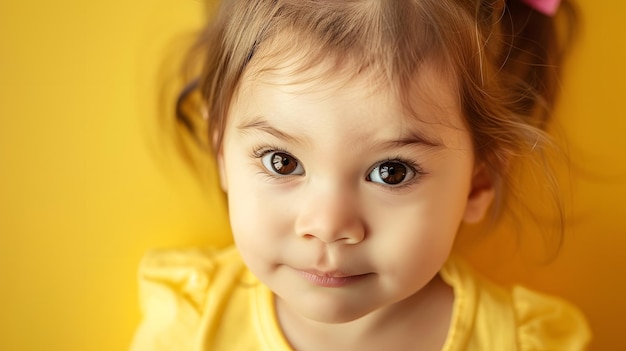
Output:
[296, 269, 371, 288]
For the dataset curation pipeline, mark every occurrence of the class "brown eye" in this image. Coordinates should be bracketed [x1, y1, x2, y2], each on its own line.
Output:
[367, 161, 415, 185]
[261, 152, 304, 175]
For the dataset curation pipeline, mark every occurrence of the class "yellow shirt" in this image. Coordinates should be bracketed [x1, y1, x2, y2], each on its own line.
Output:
[130, 247, 590, 350]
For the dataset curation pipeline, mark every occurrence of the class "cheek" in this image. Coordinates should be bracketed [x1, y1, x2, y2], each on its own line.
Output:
[364, 204, 454, 294]
[224, 162, 292, 259]
[367, 166, 472, 271]
[367, 201, 457, 267]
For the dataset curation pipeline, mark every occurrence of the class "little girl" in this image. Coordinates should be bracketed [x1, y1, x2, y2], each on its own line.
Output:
[132, 0, 591, 349]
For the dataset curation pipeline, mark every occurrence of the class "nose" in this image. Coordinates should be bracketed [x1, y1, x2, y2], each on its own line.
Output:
[294, 182, 366, 245]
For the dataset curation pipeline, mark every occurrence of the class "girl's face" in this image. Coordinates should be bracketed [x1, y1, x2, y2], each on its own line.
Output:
[217, 62, 494, 324]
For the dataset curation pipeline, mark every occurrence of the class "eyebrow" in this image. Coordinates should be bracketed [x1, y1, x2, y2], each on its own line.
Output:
[377, 130, 444, 150]
[237, 116, 306, 144]
[237, 115, 444, 150]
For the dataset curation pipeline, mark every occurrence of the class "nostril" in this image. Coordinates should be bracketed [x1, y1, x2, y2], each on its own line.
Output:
[298, 227, 365, 245]
[302, 233, 317, 240]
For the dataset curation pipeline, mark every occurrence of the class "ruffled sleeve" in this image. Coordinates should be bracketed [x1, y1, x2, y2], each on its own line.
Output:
[129, 248, 217, 351]
[513, 286, 591, 351]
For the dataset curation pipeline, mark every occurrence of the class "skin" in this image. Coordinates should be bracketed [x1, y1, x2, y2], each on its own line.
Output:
[216, 62, 494, 350]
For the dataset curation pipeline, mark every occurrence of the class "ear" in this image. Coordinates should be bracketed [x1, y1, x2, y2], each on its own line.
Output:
[462, 163, 496, 224]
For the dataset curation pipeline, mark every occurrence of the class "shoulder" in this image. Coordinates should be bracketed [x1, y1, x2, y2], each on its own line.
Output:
[441, 257, 591, 351]
[511, 285, 591, 350]
[130, 246, 246, 351]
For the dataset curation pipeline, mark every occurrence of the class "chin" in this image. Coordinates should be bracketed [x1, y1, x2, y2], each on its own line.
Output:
[305, 309, 369, 324]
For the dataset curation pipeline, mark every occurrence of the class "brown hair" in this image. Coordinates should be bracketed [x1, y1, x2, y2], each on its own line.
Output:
[176, 0, 577, 221]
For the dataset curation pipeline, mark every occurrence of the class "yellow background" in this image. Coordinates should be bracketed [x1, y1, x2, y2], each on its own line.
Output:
[0, 0, 624, 350]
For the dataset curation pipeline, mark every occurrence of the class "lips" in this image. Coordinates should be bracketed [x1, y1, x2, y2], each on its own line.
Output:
[297, 269, 370, 288]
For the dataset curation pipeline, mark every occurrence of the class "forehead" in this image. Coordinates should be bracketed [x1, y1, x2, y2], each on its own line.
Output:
[231, 53, 466, 136]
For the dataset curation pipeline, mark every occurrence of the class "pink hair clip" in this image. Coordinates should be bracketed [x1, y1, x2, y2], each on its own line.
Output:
[521, 0, 562, 16]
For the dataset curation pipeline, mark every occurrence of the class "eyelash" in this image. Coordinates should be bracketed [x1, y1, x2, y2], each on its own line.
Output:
[250, 144, 288, 159]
